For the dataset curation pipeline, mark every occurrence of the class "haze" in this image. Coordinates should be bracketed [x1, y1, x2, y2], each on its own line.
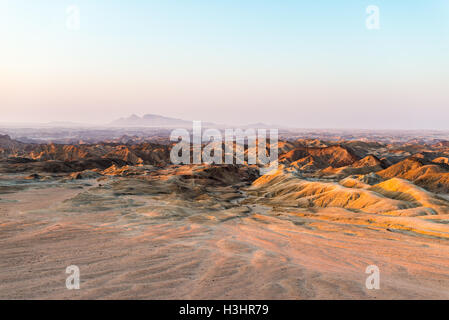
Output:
[1, 0, 448, 129]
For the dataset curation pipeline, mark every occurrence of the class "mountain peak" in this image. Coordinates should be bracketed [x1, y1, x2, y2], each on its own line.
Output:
[111, 114, 192, 127]
[110, 114, 217, 127]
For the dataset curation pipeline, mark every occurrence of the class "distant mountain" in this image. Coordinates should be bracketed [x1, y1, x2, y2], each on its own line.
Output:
[110, 114, 215, 127]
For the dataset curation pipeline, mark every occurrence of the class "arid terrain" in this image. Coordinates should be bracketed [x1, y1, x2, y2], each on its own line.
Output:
[2, 130, 449, 299]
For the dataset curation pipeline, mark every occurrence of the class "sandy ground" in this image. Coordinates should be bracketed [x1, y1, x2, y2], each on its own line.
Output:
[1, 175, 449, 300]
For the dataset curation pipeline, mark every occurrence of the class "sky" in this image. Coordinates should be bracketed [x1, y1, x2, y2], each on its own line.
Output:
[0, 0, 448, 129]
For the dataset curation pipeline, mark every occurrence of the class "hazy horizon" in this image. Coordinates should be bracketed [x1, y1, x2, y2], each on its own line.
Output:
[1, 1, 448, 130]
[2, 112, 449, 132]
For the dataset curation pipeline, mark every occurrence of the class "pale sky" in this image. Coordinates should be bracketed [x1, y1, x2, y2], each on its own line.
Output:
[1, 0, 449, 129]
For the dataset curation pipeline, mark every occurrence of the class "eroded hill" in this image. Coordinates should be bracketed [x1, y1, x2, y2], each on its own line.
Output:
[2, 135, 449, 299]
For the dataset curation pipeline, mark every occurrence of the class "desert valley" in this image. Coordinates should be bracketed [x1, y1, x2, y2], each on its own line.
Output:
[2, 122, 449, 299]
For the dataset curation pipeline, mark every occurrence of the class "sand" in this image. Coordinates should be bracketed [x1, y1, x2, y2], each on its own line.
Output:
[2, 175, 449, 299]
